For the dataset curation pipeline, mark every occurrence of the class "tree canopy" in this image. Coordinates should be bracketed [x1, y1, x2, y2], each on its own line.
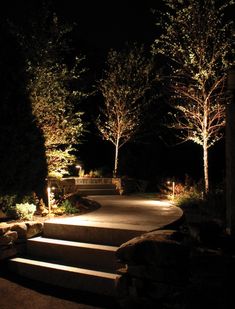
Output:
[152, 0, 234, 192]
[97, 44, 154, 176]
[15, 8, 88, 178]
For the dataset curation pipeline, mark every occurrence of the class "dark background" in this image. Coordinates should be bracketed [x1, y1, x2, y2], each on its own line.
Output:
[0, 0, 226, 192]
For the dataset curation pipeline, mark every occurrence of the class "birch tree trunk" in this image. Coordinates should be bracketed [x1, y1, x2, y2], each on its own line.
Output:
[113, 138, 119, 178]
[203, 141, 209, 194]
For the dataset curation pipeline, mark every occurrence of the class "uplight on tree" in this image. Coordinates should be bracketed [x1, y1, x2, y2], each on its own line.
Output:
[15, 10, 87, 178]
[97, 44, 154, 177]
[152, 0, 234, 192]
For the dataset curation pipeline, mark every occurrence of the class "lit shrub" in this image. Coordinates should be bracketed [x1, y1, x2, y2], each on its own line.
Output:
[59, 199, 79, 214]
[174, 189, 203, 208]
[7, 203, 36, 220]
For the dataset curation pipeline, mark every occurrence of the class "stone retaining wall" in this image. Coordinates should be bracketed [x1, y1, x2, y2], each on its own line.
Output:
[0, 221, 43, 260]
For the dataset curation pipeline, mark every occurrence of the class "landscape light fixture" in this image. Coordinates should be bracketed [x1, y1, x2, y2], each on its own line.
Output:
[76, 165, 82, 177]
[167, 180, 175, 200]
[47, 186, 51, 214]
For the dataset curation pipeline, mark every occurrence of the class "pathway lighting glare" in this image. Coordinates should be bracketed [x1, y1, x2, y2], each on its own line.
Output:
[47, 186, 51, 214]
[167, 180, 175, 200]
[47, 186, 56, 214]
[76, 165, 81, 177]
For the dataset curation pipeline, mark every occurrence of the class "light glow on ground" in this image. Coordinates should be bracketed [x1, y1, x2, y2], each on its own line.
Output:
[141, 199, 173, 207]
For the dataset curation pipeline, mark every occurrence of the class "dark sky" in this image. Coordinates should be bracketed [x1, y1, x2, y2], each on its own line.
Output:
[0, 0, 158, 49]
[54, 0, 158, 49]
[0, 0, 226, 187]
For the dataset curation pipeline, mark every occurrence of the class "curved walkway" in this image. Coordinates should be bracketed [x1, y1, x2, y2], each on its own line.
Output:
[0, 195, 183, 309]
[48, 195, 183, 232]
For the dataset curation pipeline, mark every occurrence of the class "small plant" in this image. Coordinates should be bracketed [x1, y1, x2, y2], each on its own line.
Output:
[88, 169, 103, 178]
[0, 194, 18, 213]
[59, 199, 79, 214]
[7, 203, 36, 220]
[174, 189, 203, 208]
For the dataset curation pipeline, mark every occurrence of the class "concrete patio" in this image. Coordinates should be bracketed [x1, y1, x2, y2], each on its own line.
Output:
[47, 195, 183, 232]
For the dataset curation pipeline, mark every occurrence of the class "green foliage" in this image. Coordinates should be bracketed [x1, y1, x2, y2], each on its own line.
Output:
[152, 0, 234, 141]
[0, 192, 44, 217]
[97, 44, 154, 176]
[87, 169, 103, 178]
[28, 53, 86, 179]
[59, 199, 79, 214]
[174, 187, 203, 208]
[174, 181, 226, 222]
[20, 192, 38, 204]
[7, 203, 36, 220]
[0, 195, 18, 213]
[97, 44, 154, 147]
[152, 0, 234, 192]
[13, 9, 88, 179]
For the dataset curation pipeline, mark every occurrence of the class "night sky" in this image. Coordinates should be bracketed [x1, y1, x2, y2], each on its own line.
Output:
[0, 0, 226, 191]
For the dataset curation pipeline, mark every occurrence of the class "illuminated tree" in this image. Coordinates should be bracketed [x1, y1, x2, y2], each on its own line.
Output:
[152, 0, 234, 192]
[97, 45, 154, 177]
[28, 59, 85, 178]
[15, 10, 87, 178]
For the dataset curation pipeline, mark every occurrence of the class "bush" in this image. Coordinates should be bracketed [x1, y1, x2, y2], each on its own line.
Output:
[174, 181, 226, 223]
[7, 203, 36, 220]
[0, 194, 18, 213]
[0, 192, 41, 215]
[174, 189, 203, 208]
[59, 199, 79, 214]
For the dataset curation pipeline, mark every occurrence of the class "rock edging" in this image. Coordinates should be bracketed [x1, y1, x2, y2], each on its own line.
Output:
[0, 221, 43, 260]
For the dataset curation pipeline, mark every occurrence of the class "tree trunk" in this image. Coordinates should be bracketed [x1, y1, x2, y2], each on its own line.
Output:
[113, 139, 119, 178]
[203, 95, 209, 194]
[203, 141, 209, 194]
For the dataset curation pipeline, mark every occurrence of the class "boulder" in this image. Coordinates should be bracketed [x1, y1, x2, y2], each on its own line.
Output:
[0, 223, 11, 236]
[0, 230, 18, 246]
[26, 222, 43, 238]
[10, 222, 27, 239]
[116, 230, 189, 266]
[125, 264, 188, 284]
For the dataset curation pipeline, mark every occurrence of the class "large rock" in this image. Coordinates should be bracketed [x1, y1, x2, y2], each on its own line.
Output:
[121, 264, 188, 284]
[9, 223, 27, 239]
[116, 230, 190, 308]
[0, 223, 11, 236]
[26, 222, 43, 238]
[116, 230, 189, 266]
[0, 231, 18, 246]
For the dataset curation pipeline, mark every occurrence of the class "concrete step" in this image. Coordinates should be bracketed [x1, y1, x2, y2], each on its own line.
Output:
[76, 184, 119, 196]
[9, 257, 119, 296]
[43, 221, 144, 246]
[77, 189, 119, 196]
[77, 184, 117, 189]
[27, 236, 121, 272]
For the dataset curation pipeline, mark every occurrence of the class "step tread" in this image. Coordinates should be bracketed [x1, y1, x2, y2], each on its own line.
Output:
[28, 236, 119, 251]
[44, 219, 153, 231]
[76, 183, 116, 189]
[10, 257, 118, 279]
[78, 188, 116, 190]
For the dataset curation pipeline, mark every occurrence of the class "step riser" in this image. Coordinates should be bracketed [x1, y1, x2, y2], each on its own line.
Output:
[77, 184, 116, 189]
[43, 222, 143, 246]
[78, 190, 118, 195]
[27, 240, 121, 272]
[9, 259, 118, 296]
